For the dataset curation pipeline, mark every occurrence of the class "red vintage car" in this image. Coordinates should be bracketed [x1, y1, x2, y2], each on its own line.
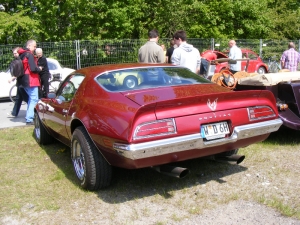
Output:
[204, 49, 268, 74]
[33, 64, 282, 190]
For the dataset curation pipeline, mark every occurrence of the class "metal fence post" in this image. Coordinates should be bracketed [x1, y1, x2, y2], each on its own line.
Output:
[211, 38, 214, 51]
[259, 39, 262, 58]
[75, 40, 81, 69]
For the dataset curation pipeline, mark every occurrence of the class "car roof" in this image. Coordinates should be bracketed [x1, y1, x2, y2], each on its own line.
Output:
[46, 58, 58, 62]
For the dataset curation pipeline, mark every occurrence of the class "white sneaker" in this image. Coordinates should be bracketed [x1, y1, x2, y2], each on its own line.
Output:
[7, 112, 16, 117]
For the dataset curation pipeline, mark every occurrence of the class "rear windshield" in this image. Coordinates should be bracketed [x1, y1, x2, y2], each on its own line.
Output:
[96, 66, 211, 91]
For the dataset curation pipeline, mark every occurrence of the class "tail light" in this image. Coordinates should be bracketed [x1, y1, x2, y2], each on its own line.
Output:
[133, 118, 176, 140]
[248, 106, 276, 121]
[276, 102, 288, 111]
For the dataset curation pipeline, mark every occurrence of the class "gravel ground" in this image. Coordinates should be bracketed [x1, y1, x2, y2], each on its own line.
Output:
[1, 200, 300, 225]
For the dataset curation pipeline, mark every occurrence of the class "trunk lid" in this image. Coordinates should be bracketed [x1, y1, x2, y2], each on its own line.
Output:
[123, 83, 277, 119]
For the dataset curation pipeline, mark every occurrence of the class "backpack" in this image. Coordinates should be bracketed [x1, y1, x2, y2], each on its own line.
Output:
[10, 58, 24, 77]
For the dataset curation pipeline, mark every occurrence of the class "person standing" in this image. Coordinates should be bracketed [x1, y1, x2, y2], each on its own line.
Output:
[18, 40, 42, 125]
[228, 40, 242, 74]
[138, 29, 165, 63]
[171, 30, 201, 74]
[280, 42, 300, 72]
[166, 39, 176, 63]
[199, 50, 217, 76]
[36, 48, 51, 98]
[7, 47, 28, 117]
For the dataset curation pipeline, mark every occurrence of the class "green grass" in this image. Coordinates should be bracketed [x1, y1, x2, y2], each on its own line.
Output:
[0, 126, 300, 223]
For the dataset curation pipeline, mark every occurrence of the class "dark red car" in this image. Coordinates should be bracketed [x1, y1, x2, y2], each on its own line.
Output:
[204, 49, 268, 74]
[33, 64, 282, 190]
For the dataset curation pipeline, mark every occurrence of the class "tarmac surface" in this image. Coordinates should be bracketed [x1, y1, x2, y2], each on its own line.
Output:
[0, 99, 27, 129]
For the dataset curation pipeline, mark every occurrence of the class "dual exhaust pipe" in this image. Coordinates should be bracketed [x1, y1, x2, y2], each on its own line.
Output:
[152, 154, 245, 179]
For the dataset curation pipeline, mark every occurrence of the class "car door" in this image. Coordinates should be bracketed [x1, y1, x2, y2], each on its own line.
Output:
[43, 74, 85, 145]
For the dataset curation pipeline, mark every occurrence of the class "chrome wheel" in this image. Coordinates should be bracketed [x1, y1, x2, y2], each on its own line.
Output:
[71, 126, 112, 190]
[34, 114, 41, 141]
[33, 112, 54, 145]
[72, 139, 85, 181]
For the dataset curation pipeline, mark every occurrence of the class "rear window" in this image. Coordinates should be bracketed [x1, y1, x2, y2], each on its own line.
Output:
[95, 66, 211, 91]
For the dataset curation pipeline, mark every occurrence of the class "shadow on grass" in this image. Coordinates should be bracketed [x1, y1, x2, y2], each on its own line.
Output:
[37, 136, 247, 203]
[264, 126, 300, 145]
[98, 158, 248, 203]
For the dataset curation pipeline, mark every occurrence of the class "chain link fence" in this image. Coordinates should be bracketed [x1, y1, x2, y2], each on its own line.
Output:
[1, 39, 299, 71]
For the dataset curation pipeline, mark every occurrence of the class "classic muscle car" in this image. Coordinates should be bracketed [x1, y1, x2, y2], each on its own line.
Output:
[33, 63, 282, 190]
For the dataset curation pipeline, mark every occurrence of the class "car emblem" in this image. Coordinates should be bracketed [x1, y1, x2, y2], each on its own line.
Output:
[207, 98, 218, 111]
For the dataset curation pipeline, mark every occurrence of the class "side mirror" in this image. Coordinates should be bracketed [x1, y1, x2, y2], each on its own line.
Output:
[47, 93, 56, 99]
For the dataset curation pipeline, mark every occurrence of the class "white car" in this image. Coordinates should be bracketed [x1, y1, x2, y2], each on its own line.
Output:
[46, 58, 75, 81]
[0, 58, 75, 99]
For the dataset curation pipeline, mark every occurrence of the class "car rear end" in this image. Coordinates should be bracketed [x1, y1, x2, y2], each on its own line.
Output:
[91, 66, 281, 169]
[110, 87, 281, 169]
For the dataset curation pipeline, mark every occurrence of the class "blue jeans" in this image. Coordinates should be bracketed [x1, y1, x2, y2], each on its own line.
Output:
[24, 86, 39, 122]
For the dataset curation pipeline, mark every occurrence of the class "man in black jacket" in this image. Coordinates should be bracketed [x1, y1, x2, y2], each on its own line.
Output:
[36, 48, 51, 98]
[7, 47, 29, 117]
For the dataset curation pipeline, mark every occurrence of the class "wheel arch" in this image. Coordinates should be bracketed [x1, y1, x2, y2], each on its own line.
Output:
[70, 118, 111, 165]
[256, 64, 268, 72]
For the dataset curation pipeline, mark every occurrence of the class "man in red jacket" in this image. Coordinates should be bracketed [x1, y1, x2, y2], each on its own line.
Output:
[18, 40, 42, 125]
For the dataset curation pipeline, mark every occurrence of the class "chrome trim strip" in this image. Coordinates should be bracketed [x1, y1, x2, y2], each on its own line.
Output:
[113, 118, 282, 160]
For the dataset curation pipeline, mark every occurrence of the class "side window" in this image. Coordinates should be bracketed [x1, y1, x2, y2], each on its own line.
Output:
[57, 74, 85, 102]
[248, 53, 257, 60]
[47, 62, 57, 70]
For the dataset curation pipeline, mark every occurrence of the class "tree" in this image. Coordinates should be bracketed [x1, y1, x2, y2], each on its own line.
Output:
[0, 2, 41, 44]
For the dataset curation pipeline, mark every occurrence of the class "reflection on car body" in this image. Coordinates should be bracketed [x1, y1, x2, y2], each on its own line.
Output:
[34, 63, 282, 190]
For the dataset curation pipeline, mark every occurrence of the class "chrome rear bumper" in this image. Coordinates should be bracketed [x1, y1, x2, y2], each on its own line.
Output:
[114, 118, 282, 160]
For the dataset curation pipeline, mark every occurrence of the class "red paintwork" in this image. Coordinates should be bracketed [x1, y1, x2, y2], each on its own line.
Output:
[205, 49, 268, 73]
[36, 63, 279, 169]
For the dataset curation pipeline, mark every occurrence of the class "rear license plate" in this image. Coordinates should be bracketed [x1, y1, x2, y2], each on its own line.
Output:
[201, 122, 230, 140]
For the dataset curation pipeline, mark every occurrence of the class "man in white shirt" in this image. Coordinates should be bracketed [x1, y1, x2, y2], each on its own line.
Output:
[171, 30, 200, 74]
[228, 40, 242, 74]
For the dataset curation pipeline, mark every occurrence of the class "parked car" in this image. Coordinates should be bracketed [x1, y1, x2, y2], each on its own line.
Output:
[0, 58, 75, 99]
[203, 49, 268, 74]
[0, 68, 15, 99]
[33, 63, 282, 190]
[236, 71, 300, 130]
[46, 58, 75, 81]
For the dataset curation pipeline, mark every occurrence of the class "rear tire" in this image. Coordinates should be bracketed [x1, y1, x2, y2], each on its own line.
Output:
[257, 67, 266, 74]
[71, 126, 112, 190]
[34, 112, 54, 145]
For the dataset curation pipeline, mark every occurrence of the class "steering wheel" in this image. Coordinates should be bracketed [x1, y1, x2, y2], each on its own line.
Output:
[211, 69, 237, 90]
